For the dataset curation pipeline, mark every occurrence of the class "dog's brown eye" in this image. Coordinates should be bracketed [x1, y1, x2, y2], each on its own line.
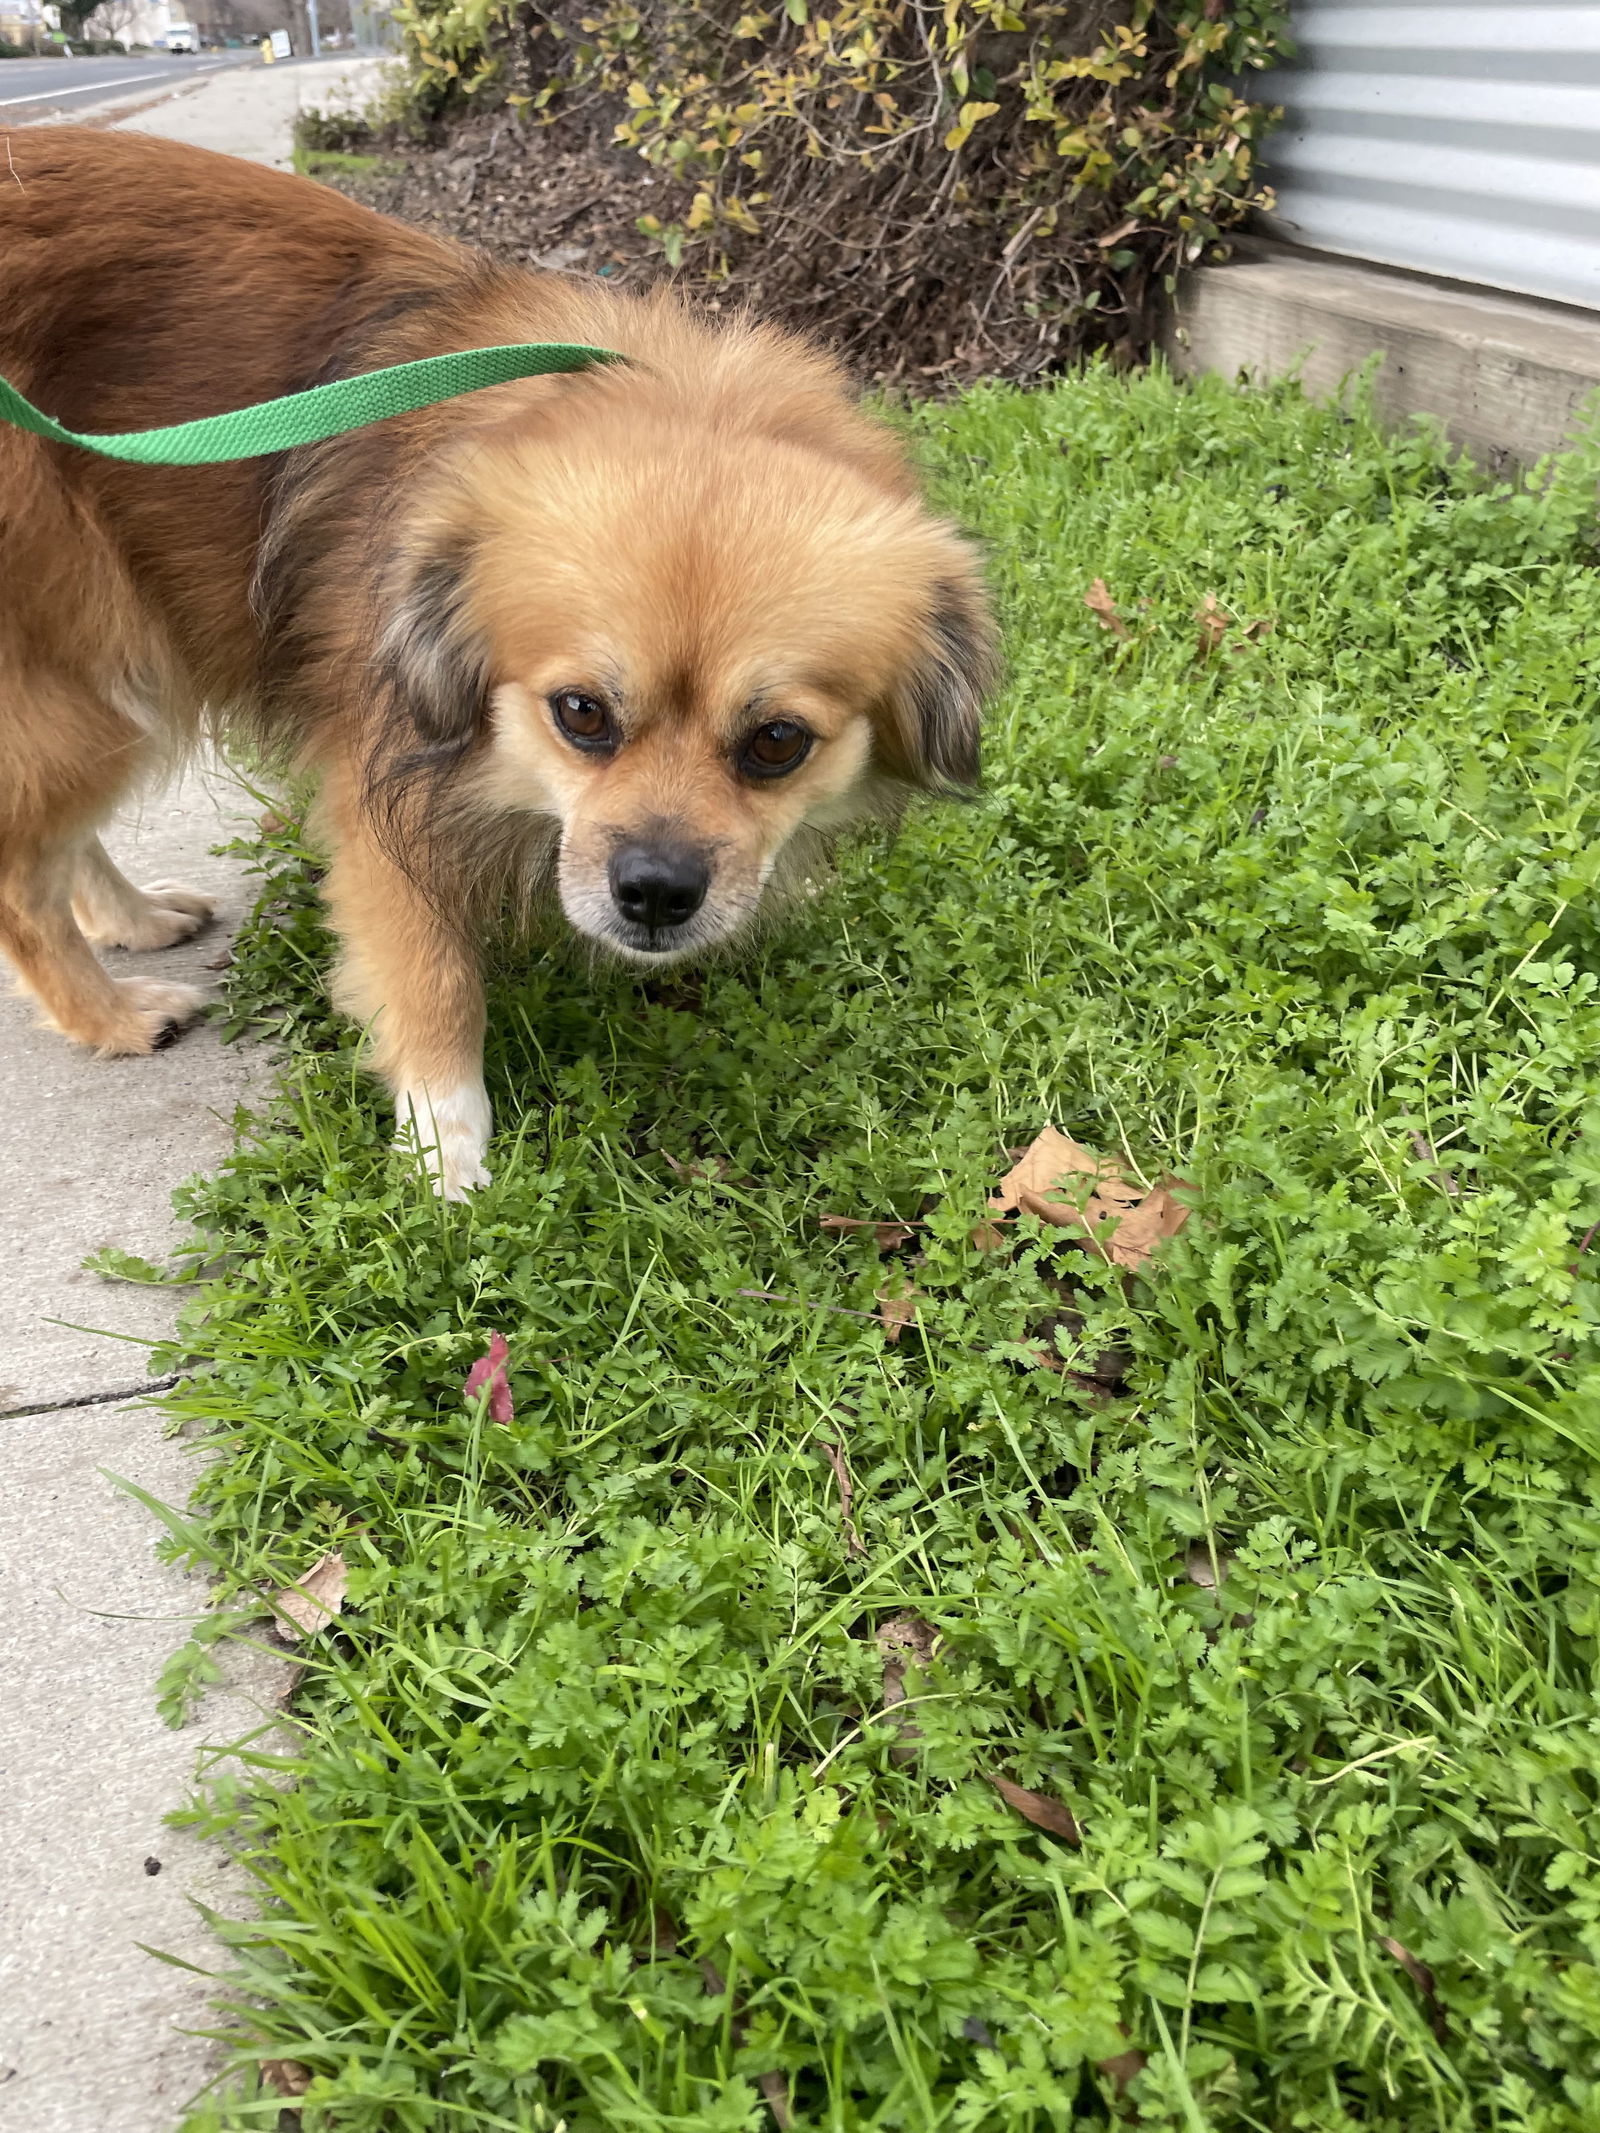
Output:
[551, 690, 616, 753]
[739, 719, 811, 779]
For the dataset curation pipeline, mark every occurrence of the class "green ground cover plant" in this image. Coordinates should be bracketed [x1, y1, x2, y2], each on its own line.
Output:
[162, 364, 1600, 2130]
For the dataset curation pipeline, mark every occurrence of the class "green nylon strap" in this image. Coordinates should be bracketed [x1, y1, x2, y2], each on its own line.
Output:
[0, 341, 623, 467]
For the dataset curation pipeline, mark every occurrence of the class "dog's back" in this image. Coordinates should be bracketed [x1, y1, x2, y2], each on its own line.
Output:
[0, 128, 476, 706]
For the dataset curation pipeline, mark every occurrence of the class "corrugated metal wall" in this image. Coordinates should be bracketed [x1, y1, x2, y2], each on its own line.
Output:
[1260, 3, 1600, 313]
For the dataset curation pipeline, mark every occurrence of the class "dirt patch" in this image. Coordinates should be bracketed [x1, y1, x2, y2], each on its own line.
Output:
[318, 106, 685, 297]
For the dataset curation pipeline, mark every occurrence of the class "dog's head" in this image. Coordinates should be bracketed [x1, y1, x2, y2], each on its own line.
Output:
[377, 388, 996, 962]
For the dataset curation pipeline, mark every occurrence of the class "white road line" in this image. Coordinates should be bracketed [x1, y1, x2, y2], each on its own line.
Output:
[0, 71, 152, 106]
[0, 60, 231, 109]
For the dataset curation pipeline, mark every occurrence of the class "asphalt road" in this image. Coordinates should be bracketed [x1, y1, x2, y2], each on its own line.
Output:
[0, 51, 253, 121]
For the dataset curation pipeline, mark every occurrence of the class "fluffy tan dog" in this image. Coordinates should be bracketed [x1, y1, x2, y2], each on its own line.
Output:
[0, 128, 994, 1196]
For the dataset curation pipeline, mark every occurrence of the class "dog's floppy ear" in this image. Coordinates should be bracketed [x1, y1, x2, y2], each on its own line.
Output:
[890, 574, 997, 792]
[378, 540, 491, 755]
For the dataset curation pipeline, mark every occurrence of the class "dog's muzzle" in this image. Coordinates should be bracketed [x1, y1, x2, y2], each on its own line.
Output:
[606, 840, 710, 954]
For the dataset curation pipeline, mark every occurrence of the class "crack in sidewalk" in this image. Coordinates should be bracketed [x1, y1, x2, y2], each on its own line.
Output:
[0, 1374, 181, 1423]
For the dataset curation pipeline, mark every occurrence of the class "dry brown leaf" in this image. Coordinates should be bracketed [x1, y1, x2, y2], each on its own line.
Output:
[663, 1152, 732, 1183]
[990, 1128, 1118, 1214]
[1037, 1286, 1133, 1385]
[758, 2070, 794, 2129]
[819, 1439, 866, 1557]
[1409, 1131, 1461, 1198]
[1097, 2044, 1148, 2091]
[274, 1661, 307, 1712]
[1095, 216, 1138, 251]
[996, 1128, 1193, 1273]
[1194, 591, 1230, 661]
[878, 1614, 936, 1763]
[1184, 1541, 1234, 1591]
[261, 2059, 312, 2097]
[988, 1772, 1082, 1844]
[876, 1280, 919, 1343]
[1084, 577, 1129, 638]
[1381, 1935, 1447, 2039]
[1010, 1161, 1190, 1273]
[272, 1550, 348, 1641]
[651, 1905, 679, 1956]
[820, 1214, 918, 1252]
[970, 1217, 1010, 1252]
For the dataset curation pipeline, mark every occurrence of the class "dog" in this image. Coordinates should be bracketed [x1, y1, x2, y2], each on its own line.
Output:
[0, 128, 995, 1198]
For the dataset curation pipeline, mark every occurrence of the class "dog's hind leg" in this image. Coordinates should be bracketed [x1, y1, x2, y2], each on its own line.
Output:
[71, 835, 215, 951]
[0, 832, 205, 1055]
[0, 684, 206, 1055]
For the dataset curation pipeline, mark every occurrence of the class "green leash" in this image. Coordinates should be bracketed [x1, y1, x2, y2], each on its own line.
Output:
[0, 341, 623, 467]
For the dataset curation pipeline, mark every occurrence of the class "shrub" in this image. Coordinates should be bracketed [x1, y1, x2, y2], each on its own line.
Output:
[387, 0, 1289, 379]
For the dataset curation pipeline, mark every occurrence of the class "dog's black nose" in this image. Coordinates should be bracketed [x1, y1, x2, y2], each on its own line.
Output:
[609, 844, 709, 932]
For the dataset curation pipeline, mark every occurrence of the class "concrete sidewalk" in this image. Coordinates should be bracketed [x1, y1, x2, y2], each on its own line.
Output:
[0, 767, 284, 2133]
[117, 52, 394, 168]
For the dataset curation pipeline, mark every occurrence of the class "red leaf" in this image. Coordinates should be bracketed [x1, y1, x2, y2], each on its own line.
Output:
[464, 1331, 514, 1424]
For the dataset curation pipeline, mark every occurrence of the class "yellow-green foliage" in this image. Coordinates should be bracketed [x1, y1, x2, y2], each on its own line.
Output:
[389, 0, 1288, 373]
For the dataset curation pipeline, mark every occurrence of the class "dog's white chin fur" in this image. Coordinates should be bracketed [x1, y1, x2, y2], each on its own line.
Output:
[396, 1081, 493, 1202]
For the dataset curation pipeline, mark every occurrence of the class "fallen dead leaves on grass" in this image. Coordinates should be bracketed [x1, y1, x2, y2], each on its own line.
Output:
[663, 1151, 733, 1184]
[1184, 1541, 1235, 1591]
[261, 2058, 312, 2096]
[877, 1614, 937, 1764]
[272, 1551, 347, 1641]
[1097, 2040, 1149, 2092]
[757, 2071, 794, 2129]
[1381, 1935, 1447, 2041]
[1084, 577, 1129, 638]
[991, 1127, 1191, 1272]
[988, 1773, 1081, 1844]
[875, 1277, 921, 1342]
[818, 1437, 866, 1557]
[820, 1213, 918, 1251]
[1195, 590, 1230, 661]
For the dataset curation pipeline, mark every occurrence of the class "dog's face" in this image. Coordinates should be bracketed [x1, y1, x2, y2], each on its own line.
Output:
[382, 415, 995, 962]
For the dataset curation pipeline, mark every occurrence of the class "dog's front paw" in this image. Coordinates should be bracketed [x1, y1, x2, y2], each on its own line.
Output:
[395, 1082, 493, 1202]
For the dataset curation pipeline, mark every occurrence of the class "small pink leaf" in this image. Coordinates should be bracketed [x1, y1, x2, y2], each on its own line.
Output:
[464, 1331, 514, 1424]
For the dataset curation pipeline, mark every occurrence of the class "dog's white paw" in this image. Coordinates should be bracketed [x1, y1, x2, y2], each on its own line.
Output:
[395, 1081, 493, 1201]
